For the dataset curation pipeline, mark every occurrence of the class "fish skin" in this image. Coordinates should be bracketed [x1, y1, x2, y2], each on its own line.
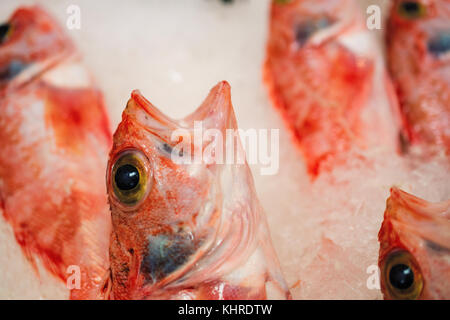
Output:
[378, 188, 450, 299]
[0, 6, 112, 299]
[263, 0, 401, 177]
[106, 81, 291, 300]
[386, 0, 450, 153]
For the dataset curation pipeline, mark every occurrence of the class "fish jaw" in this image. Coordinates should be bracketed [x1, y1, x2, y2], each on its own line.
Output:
[378, 188, 450, 299]
[386, 0, 450, 153]
[107, 82, 291, 299]
[263, 0, 386, 177]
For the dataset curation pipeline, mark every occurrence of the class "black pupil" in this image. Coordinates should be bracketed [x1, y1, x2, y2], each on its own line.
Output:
[0, 23, 10, 43]
[389, 264, 414, 290]
[115, 164, 140, 191]
[402, 2, 419, 14]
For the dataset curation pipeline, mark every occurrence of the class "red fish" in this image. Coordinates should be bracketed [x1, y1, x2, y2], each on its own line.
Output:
[386, 0, 450, 153]
[378, 188, 450, 299]
[263, 0, 400, 176]
[106, 81, 291, 299]
[0, 6, 112, 299]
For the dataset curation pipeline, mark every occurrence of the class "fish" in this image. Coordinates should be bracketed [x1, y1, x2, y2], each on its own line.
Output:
[378, 187, 450, 299]
[263, 0, 400, 176]
[386, 0, 450, 153]
[0, 6, 112, 299]
[105, 81, 291, 300]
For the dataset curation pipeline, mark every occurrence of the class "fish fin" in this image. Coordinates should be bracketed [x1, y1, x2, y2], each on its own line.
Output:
[0, 192, 3, 219]
[98, 268, 113, 300]
[0, 192, 42, 278]
[384, 72, 410, 153]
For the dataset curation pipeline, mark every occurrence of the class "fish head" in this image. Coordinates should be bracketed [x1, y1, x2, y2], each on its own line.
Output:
[0, 6, 74, 87]
[387, 0, 450, 146]
[378, 187, 450, 299]
[107, 81, 240, 297]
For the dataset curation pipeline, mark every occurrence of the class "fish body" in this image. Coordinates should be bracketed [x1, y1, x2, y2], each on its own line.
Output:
[0, 6, 112, 299]
[378, 188, 450, 299]
[386, 0, 450, 153]
[263, 0, 400, 176]
[106, 81, 290, 300]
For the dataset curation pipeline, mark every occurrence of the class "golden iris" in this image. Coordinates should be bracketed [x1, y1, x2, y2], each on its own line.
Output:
[398, 1, 427, 19]
[382, 249, 423, 300]
[274, 0, 293, 5]
[111, 150, 150, 206]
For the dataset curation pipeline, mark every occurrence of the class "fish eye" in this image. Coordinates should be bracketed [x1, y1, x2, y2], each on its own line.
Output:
[0, 23, 11, 44]
[111, 150, 152, 206]
[398, 1, 426, 19]
[382, 249, 424, 299]
[274, 0, 293, 4]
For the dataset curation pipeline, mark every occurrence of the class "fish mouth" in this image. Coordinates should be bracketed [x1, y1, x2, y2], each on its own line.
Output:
[427, 31, 450, 57]
[124, 90, 182, 144]
[129, 81, 233, 130]
[129, 90, 178, 128]
[383, 188, 450, 252]
[125, 81, 235, 146]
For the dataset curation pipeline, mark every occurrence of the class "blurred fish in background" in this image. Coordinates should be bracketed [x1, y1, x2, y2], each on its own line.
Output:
[0, 6, 112, 299]
[376, 0, 450, 300]
[263, 0, 401, 177]
[386, 0, 450, 155]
